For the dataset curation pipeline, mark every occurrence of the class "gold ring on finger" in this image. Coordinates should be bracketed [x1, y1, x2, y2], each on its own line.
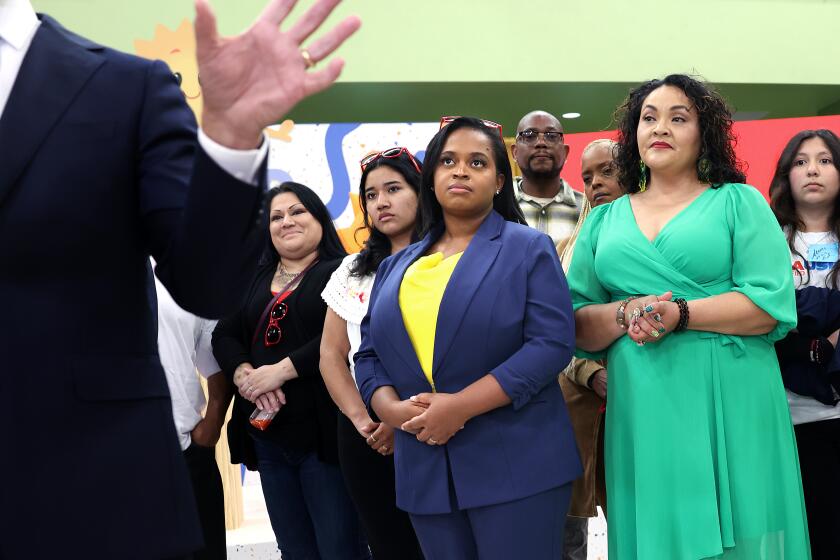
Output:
[300, 49, 315, 69]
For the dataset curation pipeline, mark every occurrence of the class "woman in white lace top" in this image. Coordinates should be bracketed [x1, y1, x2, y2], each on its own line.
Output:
[320, 147, 424, 559]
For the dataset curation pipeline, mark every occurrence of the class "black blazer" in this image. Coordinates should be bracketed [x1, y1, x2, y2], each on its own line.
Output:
[0, 15, 264, 559]
[213, 259, 342, 469]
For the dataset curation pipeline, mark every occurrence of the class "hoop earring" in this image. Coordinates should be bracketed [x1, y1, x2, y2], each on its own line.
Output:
[639, 160, 648, 192]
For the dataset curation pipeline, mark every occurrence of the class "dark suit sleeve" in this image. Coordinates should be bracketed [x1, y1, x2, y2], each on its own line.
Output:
[354, 258, 396, 407]
[136, 59, 264, 319]
[490, 234, 576, 410]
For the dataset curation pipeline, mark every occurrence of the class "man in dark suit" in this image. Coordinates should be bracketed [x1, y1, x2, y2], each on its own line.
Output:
[0, 0, 359, 557]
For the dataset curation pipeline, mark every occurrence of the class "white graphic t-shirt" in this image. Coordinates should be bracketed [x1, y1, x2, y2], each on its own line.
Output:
[787, 229, 840, 425]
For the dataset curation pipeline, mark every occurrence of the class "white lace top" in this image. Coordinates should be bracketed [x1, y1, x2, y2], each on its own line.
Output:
[321, 254, 377, 380]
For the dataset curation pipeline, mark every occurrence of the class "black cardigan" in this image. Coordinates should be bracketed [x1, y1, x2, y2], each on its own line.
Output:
[212, 258, 342, 469]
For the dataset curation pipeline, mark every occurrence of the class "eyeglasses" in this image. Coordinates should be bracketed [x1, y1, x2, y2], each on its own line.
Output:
[360, 147, 422, 174]
[439, 116, 504, 140]
[264, 300, 289, 347]
[516, 129, 564, 146]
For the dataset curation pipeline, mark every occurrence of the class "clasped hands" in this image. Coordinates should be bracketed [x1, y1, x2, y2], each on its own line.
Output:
[234, 360, 296, 412]
[624, 290, 681, 346]
[379, 393, 468, 447]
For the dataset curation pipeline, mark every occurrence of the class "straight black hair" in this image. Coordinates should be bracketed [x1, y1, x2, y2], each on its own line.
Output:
[262, 182, 347, 266]
[419, 117, 526, 236]
[770, 129, 840, 288]
[350, 153, 423, 277]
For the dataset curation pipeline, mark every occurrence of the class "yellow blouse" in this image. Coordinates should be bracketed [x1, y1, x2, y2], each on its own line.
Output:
[399, 251, 464, 391]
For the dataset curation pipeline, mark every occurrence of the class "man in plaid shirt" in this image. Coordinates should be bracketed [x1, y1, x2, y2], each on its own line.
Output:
[511, 110, 588, 560]
[511, 110, 584, 245]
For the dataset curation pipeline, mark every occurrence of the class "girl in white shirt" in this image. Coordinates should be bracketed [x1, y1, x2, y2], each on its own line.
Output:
[320, 148, 424, 559]
[770, 128, 840, 559]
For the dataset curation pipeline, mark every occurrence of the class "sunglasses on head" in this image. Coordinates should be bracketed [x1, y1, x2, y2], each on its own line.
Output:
[264, 300, 289, 347]
[360, 147, 422, 174]
[439, 116, 504, 141]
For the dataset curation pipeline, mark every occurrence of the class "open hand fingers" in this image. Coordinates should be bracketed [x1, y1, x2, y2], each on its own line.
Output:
[194, 0, 221, 57]
[300, 15, 361, 61]
[259, 0, 297, 26]
[302, 59, 345, 97]
[288, 0, 343, 44]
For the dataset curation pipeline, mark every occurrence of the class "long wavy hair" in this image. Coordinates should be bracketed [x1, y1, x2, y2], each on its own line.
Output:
[770, 129, 840, 288]
[419, 117, 527, 235]
[349, 153, 422, 277]
[261, 182, 347, 266]
[613, 74, 746, 193]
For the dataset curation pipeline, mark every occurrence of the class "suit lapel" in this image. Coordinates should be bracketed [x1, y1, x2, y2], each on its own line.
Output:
[432, 211, 503, 375]
[0, 15, 105, 208]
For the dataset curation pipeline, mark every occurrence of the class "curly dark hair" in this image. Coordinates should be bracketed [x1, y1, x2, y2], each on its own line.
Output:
[613, 74, 746, 193]
[349, 152, 422, 278]
[770, 129, 840, 288]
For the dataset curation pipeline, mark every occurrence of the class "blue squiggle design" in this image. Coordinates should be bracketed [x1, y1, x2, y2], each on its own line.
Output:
[324, 123, 361, 219]
[267, 167, 293, 186]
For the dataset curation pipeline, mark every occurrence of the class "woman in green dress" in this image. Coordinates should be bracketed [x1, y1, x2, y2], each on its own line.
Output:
[566, 74, 811, 559]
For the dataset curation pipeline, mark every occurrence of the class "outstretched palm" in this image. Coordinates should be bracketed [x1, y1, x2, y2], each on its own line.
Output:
[195, 0, 361, 149]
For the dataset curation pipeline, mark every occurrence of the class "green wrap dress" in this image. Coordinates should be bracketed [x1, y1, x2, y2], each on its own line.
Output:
[567, 184, 811, 559]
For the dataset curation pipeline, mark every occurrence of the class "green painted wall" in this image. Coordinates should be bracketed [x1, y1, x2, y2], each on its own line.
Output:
[30, 0, 840, 85]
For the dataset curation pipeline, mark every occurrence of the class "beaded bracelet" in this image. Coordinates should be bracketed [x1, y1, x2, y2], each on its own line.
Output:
[616, 296, 639, 330]
[674, 298, 690, 332]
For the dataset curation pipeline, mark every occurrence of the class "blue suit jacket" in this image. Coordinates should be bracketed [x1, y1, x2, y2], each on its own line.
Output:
[355, 211, 582, 514]
[0, 15, 264, 559]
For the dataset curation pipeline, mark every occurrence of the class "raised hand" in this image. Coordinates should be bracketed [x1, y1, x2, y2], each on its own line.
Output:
[194, 0, 361, 149]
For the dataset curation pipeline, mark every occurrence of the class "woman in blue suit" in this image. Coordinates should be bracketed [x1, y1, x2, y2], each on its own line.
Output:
[354, 116, 582, 559]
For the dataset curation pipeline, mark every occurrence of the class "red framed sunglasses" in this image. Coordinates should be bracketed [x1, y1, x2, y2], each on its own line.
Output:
[439, 116, 504, 140]
[264, 298, 289, 347]
[360, 147, 422, 174]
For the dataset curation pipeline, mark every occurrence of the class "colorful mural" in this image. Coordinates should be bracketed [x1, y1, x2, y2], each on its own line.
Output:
[135, 21, 840, 251]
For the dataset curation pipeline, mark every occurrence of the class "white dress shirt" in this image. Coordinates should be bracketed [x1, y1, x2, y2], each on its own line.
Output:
[154, 269, 222, 451]
[0, 0, 40, 117]
[0, 0, 268, 184]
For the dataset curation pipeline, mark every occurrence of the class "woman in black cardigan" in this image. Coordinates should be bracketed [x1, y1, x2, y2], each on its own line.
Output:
[213, 182, 369, 560]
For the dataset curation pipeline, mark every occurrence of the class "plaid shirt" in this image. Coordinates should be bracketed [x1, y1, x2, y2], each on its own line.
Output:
[515, 177, 584, 245]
